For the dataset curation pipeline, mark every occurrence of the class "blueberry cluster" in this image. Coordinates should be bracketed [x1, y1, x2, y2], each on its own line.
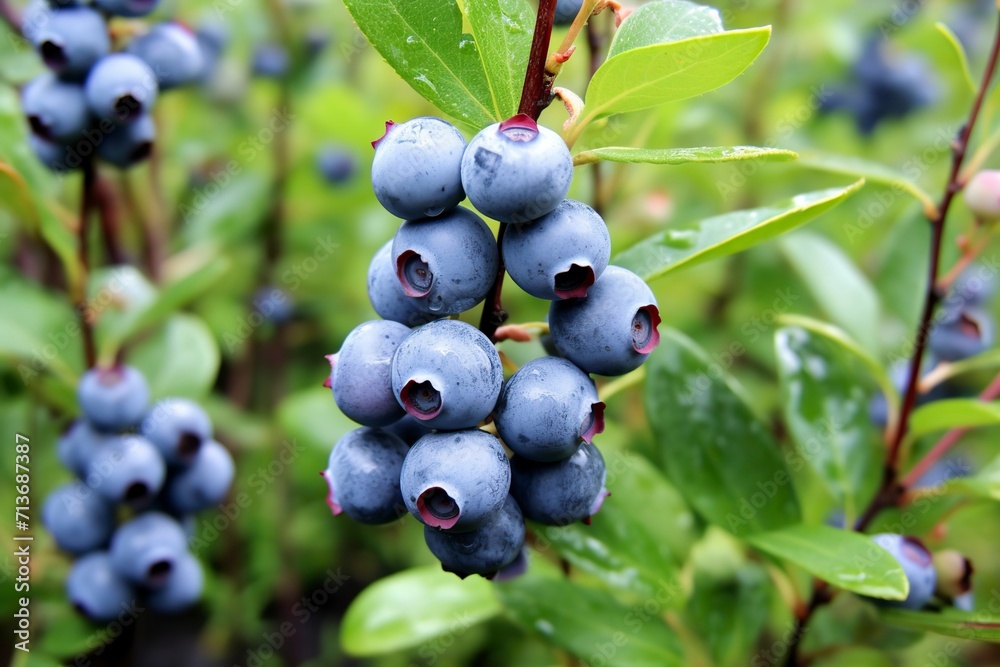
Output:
[43, 365, 234, 620]
[322, 114, 661, 579]
[20, 0, 206, 171]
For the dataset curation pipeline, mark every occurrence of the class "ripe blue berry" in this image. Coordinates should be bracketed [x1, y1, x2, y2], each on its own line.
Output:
[97, 113, 156, 168]
[77, 364, 150, 432]
[555, 0, 584, 24]
[126, 22, 205, 90]
[912, 457, 971, 489]
[494, 357, 605, 462]
[93, 0, 161, 17]
[549, 266, 661, 376]
[30, 7, 110, 79]
[252, 44, 290, 78]
[392, 207, 499, 315]
[424, 495, 525, 579]
[367, 240, 444, 327]
[371, 117, 467, 220]
[147, 552, 204, 613]
[28, 134, 70, 172]
[502, 199, 611, 300]
[329, 320, 412, 427]
[390, 320, 503, 430]
[85, 54, 159, 123]
[42, 482, 116, 554]
[322, 427, 409, 524]
[57, 419, 112, 476]
[401, 430, 510, 532]
[67, 552, 136, 622]
[317, 144, 357, 185]
[964, 170, 1000, 222]
[461, 114, 573, 224]
[869, 533, 936, 610]
[165, 440, 235, 513]
[929, 306, 993, 361]
[951, 264, 996, 308]
[84, 434, 165, 505]
[141, 398, 213, 466]
[21, 73, 91, 142]
[869, 357, 948, 428]
[110, 512, 189, 588]
[509, 443, 608, 525]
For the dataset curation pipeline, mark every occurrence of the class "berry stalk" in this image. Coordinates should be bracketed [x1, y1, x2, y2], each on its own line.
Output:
[78, 160, 98, 368]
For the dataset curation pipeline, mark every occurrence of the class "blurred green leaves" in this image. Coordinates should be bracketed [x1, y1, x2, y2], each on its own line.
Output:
[908, 398, 1000, 440]
[878, 607, 1000, 642]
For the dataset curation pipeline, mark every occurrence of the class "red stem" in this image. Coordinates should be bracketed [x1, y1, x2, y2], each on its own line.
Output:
[0, 0, 21, 33]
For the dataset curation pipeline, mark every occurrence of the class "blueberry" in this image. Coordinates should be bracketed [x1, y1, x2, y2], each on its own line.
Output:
[147, 552, 204, 613]
[28, 134, 71, 172]
[367, 240, 444, 326]
[951, 263, 997, 308]
[400, 429, 511, 531]
[252, 44, 290, 78]
[85, 54, 159, 123]
[305, 28, 330, 61]
[21, 73, 91, 142]
[317, 144, 357, 185]
[502, 199, 610, 300]
[461, 114, 573, 224]
[494, 357, 605, 462]
[912, 457, 972, 489]
[93, 0, 161, 18]
[29, 7, 110, 80]
[424, 495, 525, 579]
[57, 419, 112, 476]
[329, 319, 412, 427]
[383, 414, 434, 446]
[77, 364, 150, 432]
[509, 443, 608, 525]
[371, 117, 467, 220]
[165, 440, 235, 513]
[67, 552, 136, 622]
[84, 434, 165, 505]
[549, 266, 661, 376]
[554, 0, 585, 25]
[126, 22, 205, 90]
[392, 207, 499, 315]
[390, 320, 503, 430]
[42, 482, 116, 554]
[252, 286, 294, 324]
[869, 533, 936, 610]
[322, 427, 409, 524]
[929, 306, 994, 361]
[97, 113, 156, 168]
[964, 170, 1000, 222]
[110, 512, 189, 588]
[869, 356, 947, 428]
[141, 398, 213, 466]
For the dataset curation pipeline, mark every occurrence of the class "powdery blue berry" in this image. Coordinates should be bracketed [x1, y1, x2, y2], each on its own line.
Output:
[502, 199, 611, 300]
[165, 440, 235, 513]
[328, 319, 412, 427]
[322, 427, 409, 524]
[110, 512, 189, 589]
[126, 22, 205, 90]
[424, 495, 525, 579]
[57, 419, 113, 476]
[85, 54, 159, 123]
[929, 306, 993, 361]
[461, 114, 573, 224]
[401, 430, 511, 532]
[367, 240, 444, 327]
[67, 552, 136, 622]
[390, 320, 503, 430]
[42, 482, 116, 554]
[30, 7, 110, 79]
[392, 207, 499, 315]
[509, 443, 608, 526]
[317, 144, 357, 185]
[494, 357, 605, 462]
[22, 73, 91, 142]
[252, 43, 290, 78]
[147, 552, 204, 613]
[555, 0, 585, 24]
[549, 265, 661, 376]
[371, 117, 467, 220]
[84, 434, 165, 505]
[141, 398, 213, 466]
[93, 0, 161, 17]
[77, 364, 150, 432]
[97, 113, 156, 168]
[869, 533, 937, 610]
[28, 134, 71, 172]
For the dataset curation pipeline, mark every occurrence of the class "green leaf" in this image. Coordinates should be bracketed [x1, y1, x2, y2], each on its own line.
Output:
[775, 326, 881, 522]
[797, 151, 936, 212]
[935, 22, 976, 97]
[645, 328, 801, 535]
[747, 525, 908, 599]
[878, 607, 1000, 642]
[908, 399, 1000, 441]
[340, 566, 500, 656]
[0, 276, 81, 387]
[608, 0, 723, 58]
[685, 564, 770, 667]
[130, 314, 220, 399]
[536, 453, 695, 601]
[496, 564, 684, 667]
[342, 0, 515, 128]
[779, 231, 881, 355]
[460, 0, 534, 121]
[277, 386, 357, 453]
[615, 181, 863, 282]
[573, 145, 797, 166]
[0, 161, 38, 228]
[90, 266, 158, 364]
[181, 173, 271, 245]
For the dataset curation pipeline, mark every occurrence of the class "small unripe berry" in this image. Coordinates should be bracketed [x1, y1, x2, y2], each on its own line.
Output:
[964, 170, 1000, 221]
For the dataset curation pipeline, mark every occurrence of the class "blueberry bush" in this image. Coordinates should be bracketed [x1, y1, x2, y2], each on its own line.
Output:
[2, 0, 1000, 666]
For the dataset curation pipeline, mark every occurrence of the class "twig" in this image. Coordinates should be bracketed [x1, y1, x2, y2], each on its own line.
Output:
[94, 175, 126, 265]
[0, 0, 22, 33]
[586, 17, 606, 215]
[78, 161, 98, 368]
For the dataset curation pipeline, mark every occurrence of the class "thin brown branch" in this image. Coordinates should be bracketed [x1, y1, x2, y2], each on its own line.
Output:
[518, 0, 558, 119]
[0, 0, 22, 33]
[94, 175, 126, 265]
[78, 162, 98, 368]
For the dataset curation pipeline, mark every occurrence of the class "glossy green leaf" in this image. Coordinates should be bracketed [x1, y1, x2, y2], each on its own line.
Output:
[878, 607, 1000, 642]
[608, 0, 723, 58]
[573, 145, 797, 166]
[615, 181, 863, 281]
[536, 452, 696, 601]
[342, 0, 517, 128]
[460, 0, 534, 121]
[748, 525, 908, 599]
[780, 232, 881, 354]
[775, 326, 881, 521]
[496, 564, 684, 667]
[645, 328, 801, 535]
[685, 564, 770, 667]
[340, 566, 500, 656]
[935, 22, 976, 97]
[130, 314, 220, 399]
[908, 399, 1000, 441]
[797, 151, 936, 212]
